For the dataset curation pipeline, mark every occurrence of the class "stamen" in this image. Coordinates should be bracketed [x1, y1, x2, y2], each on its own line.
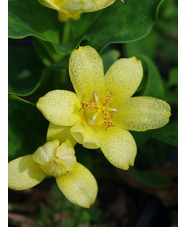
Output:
[102, 91, 115, 106]
[80, 90, 119, 130]
[92, 90, 99, 103]
[89, 113, 98, 126]
[108, 107, 121, 113]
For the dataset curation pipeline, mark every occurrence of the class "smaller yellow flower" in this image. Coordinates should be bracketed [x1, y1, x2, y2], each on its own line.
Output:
[38, 0, 116, 21]
[8, 139, 98, 208]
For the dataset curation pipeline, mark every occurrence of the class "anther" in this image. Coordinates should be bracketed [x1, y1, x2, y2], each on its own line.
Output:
[92, 90, 99, 103]
[89, 112, 98, 126]
[108, 107, 121, 113]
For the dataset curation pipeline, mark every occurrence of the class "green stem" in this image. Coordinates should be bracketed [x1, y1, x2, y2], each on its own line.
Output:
[62, 19, 71, 44]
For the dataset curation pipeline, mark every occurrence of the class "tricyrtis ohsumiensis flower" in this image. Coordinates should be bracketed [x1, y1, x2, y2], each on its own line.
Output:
[8, 139, 98, 208]
[37, 46, 171, 170]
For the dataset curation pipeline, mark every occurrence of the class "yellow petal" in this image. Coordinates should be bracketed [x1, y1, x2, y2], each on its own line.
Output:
[69, 46, 105, 101]
[37, 90, 81, 126]
[105, 57, 143, 100]
[56, 162, 98, 208]
[8, 155, 46, 190]
[55, 139, 76, 173]
[61, 0, 116, 12]
[100, 127, 137, 170]
[61, 0, 94, 11]
[47, 123, 76, 146]
[38, 0, 63, 10]
[114, 97, 171, 131]
[70, 120, 102, 149]
[32, 140, 59, 165]
[87, 0, 116, 12]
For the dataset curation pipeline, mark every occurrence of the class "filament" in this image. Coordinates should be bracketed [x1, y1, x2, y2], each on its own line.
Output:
[89, 112, 98, 126]
[92, 90, 99, 103]
[108, 107, 121, 113]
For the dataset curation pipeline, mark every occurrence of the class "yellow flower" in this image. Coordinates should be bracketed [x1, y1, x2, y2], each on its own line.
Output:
[38, 0, 116, 21]
[8, 139, 98, 208]
[37, 46, 171, 170]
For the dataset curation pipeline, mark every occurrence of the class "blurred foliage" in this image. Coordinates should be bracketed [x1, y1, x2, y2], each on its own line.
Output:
[35, 184, 103, 227]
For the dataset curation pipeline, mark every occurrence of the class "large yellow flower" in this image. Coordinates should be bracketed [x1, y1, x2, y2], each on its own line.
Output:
[37, 46, 171, 170]
[38, 0, 116, 21]
[8, 137, 98, 208]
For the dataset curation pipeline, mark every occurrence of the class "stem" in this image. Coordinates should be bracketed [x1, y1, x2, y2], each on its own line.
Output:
[62, 19, 71, 44]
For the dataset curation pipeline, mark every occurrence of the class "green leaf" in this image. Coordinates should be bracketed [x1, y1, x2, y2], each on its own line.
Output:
[139, 54, 165, 99]
[167, 67, 178, 87]
[8, 46, 44, 96]
[101, 49, 120, 73]
[127, 167, 170, 189]
[31, 68, 70, 100]
[33, 38, 62, 66]
[8, 0, 61, 41]
[124, 30, 158, 59]
[9, 0, 163, 55]
[164, 67, 178, 105]
[8, 95, 48, 161]
[81, 0, 163, 52]
[148, 120, 178, 146]
[8, 0, 83, 55]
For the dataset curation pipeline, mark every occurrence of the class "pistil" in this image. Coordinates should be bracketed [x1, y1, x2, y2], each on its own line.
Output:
[80, 90, 121, 130]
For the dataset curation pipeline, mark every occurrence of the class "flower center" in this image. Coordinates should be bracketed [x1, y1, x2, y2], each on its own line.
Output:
[80, 90, 121, 130]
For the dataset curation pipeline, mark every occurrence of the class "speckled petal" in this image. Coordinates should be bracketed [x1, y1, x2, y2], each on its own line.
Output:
[47, 123, 76, 146]
[100, 127, 137, 170]
[69, 46, 105, 101]
[56, 162, 98, 208]
[38, 0, 65, 10]
[105, 57, 143, 100]
[87, 0, 116, 12]
[114, 97, 171, 131]
[8, 155, 46, 190]
[61, 0, 116, 12]
[70, 121, 102, 149]
[37, 90, 81, 126]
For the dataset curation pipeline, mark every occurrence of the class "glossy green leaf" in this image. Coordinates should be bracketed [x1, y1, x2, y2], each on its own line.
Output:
[139, 55, 165, 99]
[69, 0, 163, 52]
[8, 0, 60, 40]
[8, 0, 83, 55]
[8, 95, 48, 161]
[8, 46, 44, 96]
[9, 0, 163, 55]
